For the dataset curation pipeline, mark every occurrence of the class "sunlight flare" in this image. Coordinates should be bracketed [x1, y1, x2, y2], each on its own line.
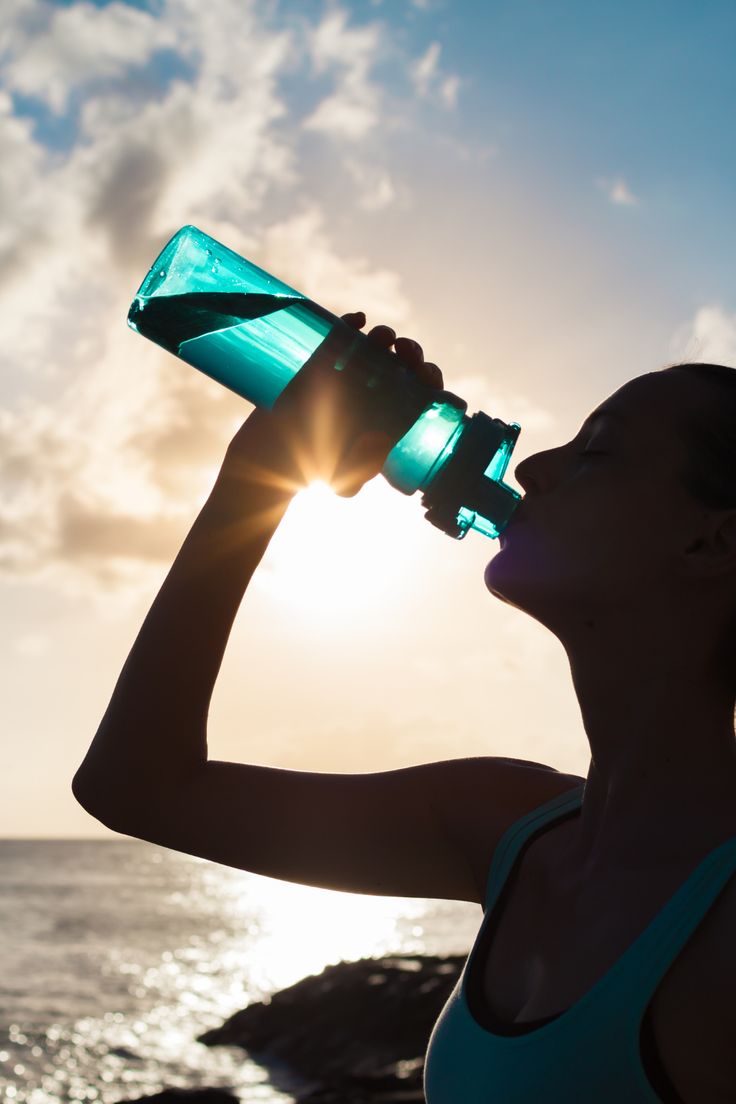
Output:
[254, 477, 424, 626]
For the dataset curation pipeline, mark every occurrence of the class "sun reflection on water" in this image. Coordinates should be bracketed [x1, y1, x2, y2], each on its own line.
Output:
[226, 875, 428, 991]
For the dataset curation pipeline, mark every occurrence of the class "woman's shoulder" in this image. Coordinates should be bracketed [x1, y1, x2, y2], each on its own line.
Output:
[433, 758, 586, 905]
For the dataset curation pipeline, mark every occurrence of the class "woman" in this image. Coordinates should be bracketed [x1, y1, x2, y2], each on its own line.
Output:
[73, 315, 736, 1103]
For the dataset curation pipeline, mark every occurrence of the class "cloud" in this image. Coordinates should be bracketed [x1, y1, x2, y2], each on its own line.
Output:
[411, 41, 440, 96]
[0, 1, 298, 378]
[303, 7, 384, 139]
[669, 304, 736, 366]
[439, 74, 460, 108]
[4, 0, 174, 114]
[409, 40, 460, 108]
[596, 175, 639, 206]
[257, 207, 410, 322]
[343, 157, 408, 211]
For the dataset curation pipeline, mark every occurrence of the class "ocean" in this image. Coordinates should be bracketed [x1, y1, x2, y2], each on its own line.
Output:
[0, 840, 482, 1104]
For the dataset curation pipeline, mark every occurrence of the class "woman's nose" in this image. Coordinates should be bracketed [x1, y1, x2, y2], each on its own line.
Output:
[513, 449, 558, 494]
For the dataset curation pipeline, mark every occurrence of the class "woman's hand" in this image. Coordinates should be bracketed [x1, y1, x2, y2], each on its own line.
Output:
[331, 311, 445, 495]
[221, 311, 444, 499]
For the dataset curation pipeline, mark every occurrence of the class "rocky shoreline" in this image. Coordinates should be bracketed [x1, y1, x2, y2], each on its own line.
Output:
[125, 953, 465, 1104]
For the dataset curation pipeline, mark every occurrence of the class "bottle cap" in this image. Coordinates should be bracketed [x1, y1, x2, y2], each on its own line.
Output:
[421, 413, 521, 538]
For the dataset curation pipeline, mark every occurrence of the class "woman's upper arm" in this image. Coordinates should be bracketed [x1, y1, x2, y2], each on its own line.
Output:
[89, 755, 585, 904]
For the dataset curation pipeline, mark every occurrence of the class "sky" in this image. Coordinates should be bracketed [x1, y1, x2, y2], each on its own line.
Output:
[2, 0, 736, 837]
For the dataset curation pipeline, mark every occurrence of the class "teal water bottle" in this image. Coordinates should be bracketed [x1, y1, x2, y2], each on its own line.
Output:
[127, 225, 522, 539]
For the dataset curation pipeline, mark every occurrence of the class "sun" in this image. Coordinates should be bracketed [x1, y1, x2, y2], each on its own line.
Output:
[253, 476, 425, 627]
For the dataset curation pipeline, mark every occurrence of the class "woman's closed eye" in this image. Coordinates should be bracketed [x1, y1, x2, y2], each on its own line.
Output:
[574, 441, 612, 460]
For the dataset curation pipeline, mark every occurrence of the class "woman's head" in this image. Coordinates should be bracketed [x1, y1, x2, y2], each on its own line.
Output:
[484, 362, 736, 679]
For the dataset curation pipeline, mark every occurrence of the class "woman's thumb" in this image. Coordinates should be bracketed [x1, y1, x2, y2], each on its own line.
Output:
[334, 431, 394, 498]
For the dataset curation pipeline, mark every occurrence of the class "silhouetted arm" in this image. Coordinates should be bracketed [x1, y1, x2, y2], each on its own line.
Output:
[69, 325, 586, 907]
[72, 408, 298, 821]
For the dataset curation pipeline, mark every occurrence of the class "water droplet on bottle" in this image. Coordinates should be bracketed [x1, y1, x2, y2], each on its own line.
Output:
[206, 248, 212, 256]
[158, 269, 166, 278]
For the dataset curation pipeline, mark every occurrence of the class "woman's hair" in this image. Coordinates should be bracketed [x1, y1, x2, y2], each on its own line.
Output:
[665, 362, 736, 697]
[665, 362, 736, 509]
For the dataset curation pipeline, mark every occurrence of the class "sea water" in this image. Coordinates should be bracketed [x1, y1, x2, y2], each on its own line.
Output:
[0, 840, 481, 1104]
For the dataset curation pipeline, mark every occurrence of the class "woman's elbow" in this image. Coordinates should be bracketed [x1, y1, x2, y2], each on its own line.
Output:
[71, 764, 136, 834]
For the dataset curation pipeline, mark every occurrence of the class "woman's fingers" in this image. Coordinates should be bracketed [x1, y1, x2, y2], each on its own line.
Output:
[394, 336, 422, 366]
[344, 314, 397, 349]
[341, 313, 443, 387]
[366, 324, 397, 348]
[396, 338, 444, 388]
[422, 361, 444, 388]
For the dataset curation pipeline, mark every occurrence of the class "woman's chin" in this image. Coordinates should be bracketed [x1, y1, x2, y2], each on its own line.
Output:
[483, 549, 530, 609]
[484, 551, 508, 595]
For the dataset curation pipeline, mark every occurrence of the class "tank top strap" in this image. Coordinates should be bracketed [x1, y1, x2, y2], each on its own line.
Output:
[483, 783, 585, 911]
[591, 834, 736, 1018]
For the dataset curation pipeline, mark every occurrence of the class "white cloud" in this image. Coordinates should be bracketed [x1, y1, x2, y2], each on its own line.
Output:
[432, 132, 496, 163]
[0, 1, 298, 369]
[409, 40, 460, 107]
[344, 157, 407, 211]
[4, 0, 174, 114]
[596, 175, 639, 206]
[669, 305, 736, 366]
[0, 88, 48, 302]
[439, 73, 460, 108]
[307, 5, 382, 74]
[303, 89, 377, 139]
[257, 207, 410, 323]
[303, 7, 383, 139]
[411, 41, 440, 96]
[358, 171, 396, 210]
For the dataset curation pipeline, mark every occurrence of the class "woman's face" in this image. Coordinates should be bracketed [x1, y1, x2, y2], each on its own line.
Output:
[484, 369, 715, 634]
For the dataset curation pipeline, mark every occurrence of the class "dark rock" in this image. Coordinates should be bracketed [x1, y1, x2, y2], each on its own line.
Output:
[109, 1046, 139, 1061]
[198, 953, 465, 1102]
[119, 1091, 239, 1104]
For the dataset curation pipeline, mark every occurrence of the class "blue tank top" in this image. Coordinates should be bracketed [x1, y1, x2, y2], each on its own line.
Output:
[423, 783, 736, 1103]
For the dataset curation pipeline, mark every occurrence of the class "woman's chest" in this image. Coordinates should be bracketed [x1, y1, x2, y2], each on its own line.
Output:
[479, 837, 736, 1102]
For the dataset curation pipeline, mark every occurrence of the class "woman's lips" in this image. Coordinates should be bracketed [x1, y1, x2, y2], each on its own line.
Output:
[499, 512, 526, 545]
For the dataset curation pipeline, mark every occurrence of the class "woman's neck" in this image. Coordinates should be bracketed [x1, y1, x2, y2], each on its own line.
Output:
[561, 625, 736, 874]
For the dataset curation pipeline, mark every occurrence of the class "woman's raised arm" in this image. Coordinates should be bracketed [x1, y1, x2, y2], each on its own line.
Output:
[71, 318, 582, 903]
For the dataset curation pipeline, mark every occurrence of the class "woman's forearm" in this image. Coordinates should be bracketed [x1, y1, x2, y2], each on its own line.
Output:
[72, 419, 296, 817]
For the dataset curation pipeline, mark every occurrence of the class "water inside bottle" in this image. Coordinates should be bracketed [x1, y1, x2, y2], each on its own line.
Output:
[128, 291, 305, 353]
[128, 291, 334, 409]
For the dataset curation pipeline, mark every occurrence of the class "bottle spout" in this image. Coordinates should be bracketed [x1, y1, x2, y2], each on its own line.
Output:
[484, 422, 520, 484]
[420, 413, 522, 539]
[455, 480, 522, 539]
